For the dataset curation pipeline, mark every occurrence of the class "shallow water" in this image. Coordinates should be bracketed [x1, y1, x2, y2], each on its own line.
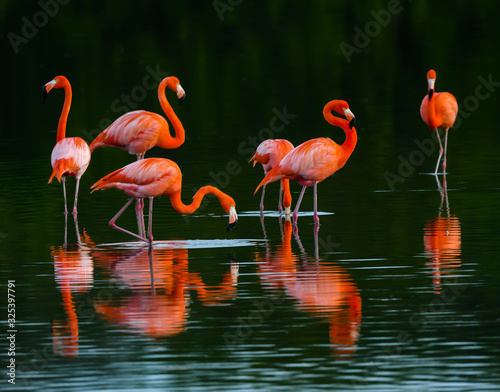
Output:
[3, 1, 500, 391]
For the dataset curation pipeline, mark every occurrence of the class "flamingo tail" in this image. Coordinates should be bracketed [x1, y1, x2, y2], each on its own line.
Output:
[254, 165, 286, 195]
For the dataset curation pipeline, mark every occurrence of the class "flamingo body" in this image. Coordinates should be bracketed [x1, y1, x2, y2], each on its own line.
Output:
[44, 75, 91, 214]
[49, 137, 91, 183]
[255, 100, 357, 224]
[420, 69, 458, 174]
[89, 76, 186, 159]
[91, 158, 238, 245]
[250, 139, 294, 216]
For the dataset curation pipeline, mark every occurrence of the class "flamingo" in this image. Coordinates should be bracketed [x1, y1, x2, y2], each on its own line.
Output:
[420, 69, 458, 174]
[89, 76, 186, 236]
[255, 100, 356, 225]
[44, 76, 91, 215]
[249, 139, 294, 218]
[91, 158, 238, 247]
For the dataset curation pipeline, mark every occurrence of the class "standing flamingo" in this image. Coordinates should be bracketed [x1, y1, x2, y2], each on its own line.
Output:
[44, 76, 91, 215]
[255, 100, 356, 225]
[89, 76, 186, 236]
[91, 158, 238, 247]
[249, 139, 294, 218]
[420, 69, 458, 174]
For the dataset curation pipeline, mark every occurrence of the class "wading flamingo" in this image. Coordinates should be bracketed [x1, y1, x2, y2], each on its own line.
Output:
[91, 158, 238, 247]
[255, 100, 356, 225]
[89, 76, 186, 236]
[44, 76, 91, 215]
[420, 69, 458, 174]
[249, 139, 294, 218]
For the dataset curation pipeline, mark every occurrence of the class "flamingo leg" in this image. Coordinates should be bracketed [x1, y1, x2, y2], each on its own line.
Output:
[278, 181, 283, 213]
[434, 129, 444, 175]
[109, 198, 148, 243]
[293, 185, 307, 223]
[72, 177, 81, 215]
[442, 129, 449, 174]
[147, 197, 154, 249]
[136, 199, 145, 238]
[62, 177, 68, 215]
[313, 182, 320, 225]
[259, 185, 266, 212]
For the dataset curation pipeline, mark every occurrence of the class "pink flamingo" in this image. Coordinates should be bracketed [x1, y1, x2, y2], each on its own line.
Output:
[249, 139, 294, 218]
[420, 69, 458, 174]
[255, 100, 357, 225]
[91, 158, 238, 247]
[44, 75, 91, 215]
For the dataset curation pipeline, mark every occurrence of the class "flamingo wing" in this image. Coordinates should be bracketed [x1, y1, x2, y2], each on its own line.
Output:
[49, 137, 91, 183]
[91, 158, 181, 198]
[89, 111, 168, 155]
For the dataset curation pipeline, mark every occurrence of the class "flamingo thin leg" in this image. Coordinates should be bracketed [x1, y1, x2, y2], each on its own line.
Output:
[259, 185, 266, 212]
[136, 199, 145, 238]
[313, 182, 320, 225]
[109, 198, 148, 243]
[442, 129, 449, 174]
[293, 185, 307, 223]
[72, 177, 81, 215]
[147, 197, 154, 248]
[62, 177, 68, 215]
[434, 129, 444, 175]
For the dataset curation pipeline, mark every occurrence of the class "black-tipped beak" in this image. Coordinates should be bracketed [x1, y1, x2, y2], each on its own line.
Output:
[349, 116, 356, 129]
[43, 86, 48, 102]
[178, 94, 186, 106]
[226, 219, 238, 232]
[428, 89, 434, 100]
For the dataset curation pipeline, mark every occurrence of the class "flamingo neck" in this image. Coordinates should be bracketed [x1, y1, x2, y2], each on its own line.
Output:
[56, 81, 72, 142]
[426, 92, 439, 130]
[156, 79, 185, 149]
[323, 110, 358, 166]
[168, 186, 229, 215]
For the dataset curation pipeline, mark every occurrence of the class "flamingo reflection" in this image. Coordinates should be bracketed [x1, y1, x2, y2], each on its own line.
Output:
[424, 175, 461, 294]
[93, 245, 239, 338]
[256, 220, 361, 357]
[51, 215, 94, 357]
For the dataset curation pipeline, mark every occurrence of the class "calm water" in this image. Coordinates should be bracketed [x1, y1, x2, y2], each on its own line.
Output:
[3, 1, 500, 391]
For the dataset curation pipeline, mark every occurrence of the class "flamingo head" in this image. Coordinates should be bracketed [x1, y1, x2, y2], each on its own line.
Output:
[165, 76, 186, 105]
[43, 75, 68, 102]
[221, 197, 238, 231]
[333, 100, 356, 129]
[427, 69, 436, 99]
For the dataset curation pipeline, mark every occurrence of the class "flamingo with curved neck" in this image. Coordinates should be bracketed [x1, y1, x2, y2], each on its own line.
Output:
[89, 76, 186, 159]
[91, 158, 238, 247]
[44, 75, 91, 215]
[255, 99, 357, 225]
[420, 69, 458, 174]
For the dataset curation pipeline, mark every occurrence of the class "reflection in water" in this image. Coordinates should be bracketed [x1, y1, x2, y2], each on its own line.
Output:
[423, 175, 461, 294]
[51, 215, 94, 357]
[256, 220, 362, 358]
[93, 244, 239, 338]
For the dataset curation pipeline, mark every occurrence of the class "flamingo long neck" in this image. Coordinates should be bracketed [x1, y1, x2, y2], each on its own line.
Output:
[168, 186, 229, 215]
[426, 90, 439, 130]
[323, 110, 358, 167]
[56, 81, 72, 142]
[157, 79, 185, 149]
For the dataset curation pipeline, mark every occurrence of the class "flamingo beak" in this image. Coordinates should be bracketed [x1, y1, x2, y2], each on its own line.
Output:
[43, 79, 57, 102]
[344, 108, 356, 129]
[428, 78, 435, 99]
[227, 205, 238, 231]
[177, 84, 186, 105]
